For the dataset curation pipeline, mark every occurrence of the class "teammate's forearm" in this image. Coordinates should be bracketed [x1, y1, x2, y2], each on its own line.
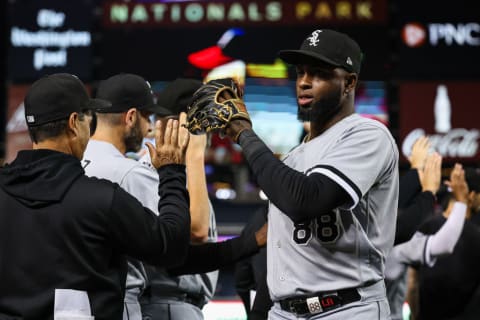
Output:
[168, 231, 259, 276]
[238, 130, 348, 222]
[108, 164, 190, 268]
[186, 153, 210, 243]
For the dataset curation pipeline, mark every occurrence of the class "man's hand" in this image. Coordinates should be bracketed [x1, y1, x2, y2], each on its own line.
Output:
[420, 152, 442, 194]
[146, 113, 190, 169]
[409, 136, 431, 170]
[445, 163, 469, 204]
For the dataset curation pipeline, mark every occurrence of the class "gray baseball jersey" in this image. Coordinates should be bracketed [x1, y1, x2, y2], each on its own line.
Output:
[267, 114, 399, 301]
[82, 140, 158, 320]
[138, 152, 219, 317]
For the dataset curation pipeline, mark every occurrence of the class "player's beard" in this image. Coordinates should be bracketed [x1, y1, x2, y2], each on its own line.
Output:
[124, 118, 144, 153]
[297, 86, 342, 124]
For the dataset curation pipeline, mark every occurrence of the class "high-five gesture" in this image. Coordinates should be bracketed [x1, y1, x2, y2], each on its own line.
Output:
[420, 152, 442, 194]
[446, 163, 469, 204]
[146, 112, 190, 168]
[409, 136, 431, 171]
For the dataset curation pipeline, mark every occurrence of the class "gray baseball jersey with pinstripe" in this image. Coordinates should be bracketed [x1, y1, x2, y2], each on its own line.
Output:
[267, 114, 399, 301]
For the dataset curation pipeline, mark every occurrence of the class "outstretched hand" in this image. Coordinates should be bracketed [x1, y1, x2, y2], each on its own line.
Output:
[409, 136, 431, 170]
[445, 163, 469, 203]
[419, 152, 442, 194]
[146, 113, 190, 169]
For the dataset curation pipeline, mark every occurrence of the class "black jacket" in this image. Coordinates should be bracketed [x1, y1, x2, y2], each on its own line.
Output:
[0, 150, 190, 320]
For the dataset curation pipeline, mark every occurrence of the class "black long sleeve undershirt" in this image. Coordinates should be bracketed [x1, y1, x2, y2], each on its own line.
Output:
[238, 130, 350, 223]
[399, 169, 422, 208]
[168, 230, 260, 276]
[395, 167, 434, 245]
[394, 191, 436, 245]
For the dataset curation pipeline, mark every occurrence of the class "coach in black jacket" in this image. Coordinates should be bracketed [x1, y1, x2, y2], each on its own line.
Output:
[0, 73, 191, 320]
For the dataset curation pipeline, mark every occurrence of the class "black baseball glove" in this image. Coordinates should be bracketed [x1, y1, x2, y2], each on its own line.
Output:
[186, 78, 251, 135]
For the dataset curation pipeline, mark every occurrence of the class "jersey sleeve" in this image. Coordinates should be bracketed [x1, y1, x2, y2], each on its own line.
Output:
[393, 232, 430, 266]
[427, 202, 467, 258]
[394, 202, 467, 267]
[307, 124, 398, 209]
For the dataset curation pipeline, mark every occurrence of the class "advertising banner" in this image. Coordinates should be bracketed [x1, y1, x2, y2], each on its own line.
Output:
[8, 0, 94, 81]
[399, 82, 480, 164]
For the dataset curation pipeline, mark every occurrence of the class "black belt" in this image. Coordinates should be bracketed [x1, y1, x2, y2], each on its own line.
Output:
[142, 287, 205, 308]
[279, 287, 361, 316]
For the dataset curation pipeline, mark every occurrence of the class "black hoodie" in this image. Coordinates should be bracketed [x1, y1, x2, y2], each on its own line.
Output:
[0, 149, 190, 320]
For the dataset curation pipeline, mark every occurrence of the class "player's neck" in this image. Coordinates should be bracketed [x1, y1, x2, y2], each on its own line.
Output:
[33, 136, 74, 157]
[308, 107, 354, 141]
[91, 127, 127, 154]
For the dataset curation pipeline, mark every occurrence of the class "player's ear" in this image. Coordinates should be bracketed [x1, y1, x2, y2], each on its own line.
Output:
[124, 108, 138, 129]
[344, 73, 357, 92]
[67, 112, 80, 137]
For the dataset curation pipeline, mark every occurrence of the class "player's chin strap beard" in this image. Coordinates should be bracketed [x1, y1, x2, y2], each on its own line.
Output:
[297, 87, 342, 126]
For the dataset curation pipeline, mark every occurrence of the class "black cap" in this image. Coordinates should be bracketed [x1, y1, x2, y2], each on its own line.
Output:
[24, 73, 111, 127]
[95, 73, 157, 113]
[278, 29, 362, 74]
[154, 78, 202, 117]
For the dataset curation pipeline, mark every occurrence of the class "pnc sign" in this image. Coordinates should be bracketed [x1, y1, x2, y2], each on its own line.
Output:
[103, 0, 387, 27]
[402, 22, 480, 48]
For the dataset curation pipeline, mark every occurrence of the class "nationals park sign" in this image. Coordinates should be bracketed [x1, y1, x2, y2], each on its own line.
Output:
[102, 0, 387, 27]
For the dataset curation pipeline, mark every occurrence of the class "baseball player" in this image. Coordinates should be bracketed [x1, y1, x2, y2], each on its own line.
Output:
[139, 78, 219, 320]
[187, 29, 399, 319]
[83, 75, 261, 320]
[81, 73, 159, 320]
[386, 159, 469, 320]
[408, 166, 480, 320]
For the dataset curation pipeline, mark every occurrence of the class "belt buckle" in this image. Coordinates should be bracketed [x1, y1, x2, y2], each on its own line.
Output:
[306, 293, 342, 315]
[285, 298, 307, 315]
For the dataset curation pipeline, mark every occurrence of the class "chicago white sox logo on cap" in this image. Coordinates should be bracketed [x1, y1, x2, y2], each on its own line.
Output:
[307, 30, 323, 47]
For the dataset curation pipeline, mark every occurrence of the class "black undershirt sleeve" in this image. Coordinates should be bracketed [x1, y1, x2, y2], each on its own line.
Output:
[399, 169, 422, 208]
[394, 191, 436, 245]
[109, 164, 190, 268]
[238, 130, 350, 223]
[168, 232, 260, 276]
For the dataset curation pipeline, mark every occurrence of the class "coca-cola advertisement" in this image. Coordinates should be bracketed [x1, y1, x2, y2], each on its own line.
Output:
[399, 82, 480, 164]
